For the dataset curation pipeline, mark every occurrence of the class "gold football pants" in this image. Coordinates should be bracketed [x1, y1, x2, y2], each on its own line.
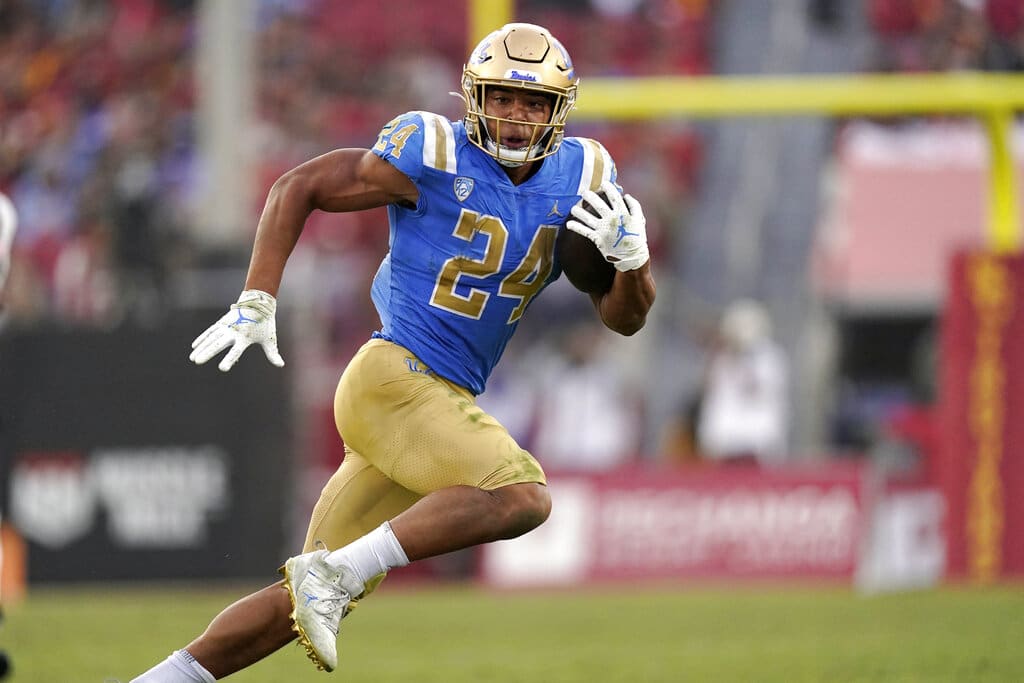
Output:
[302, 339, 545, 553]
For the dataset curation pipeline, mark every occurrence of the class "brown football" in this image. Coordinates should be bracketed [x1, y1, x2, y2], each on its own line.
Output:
[557, 225, 616, 294]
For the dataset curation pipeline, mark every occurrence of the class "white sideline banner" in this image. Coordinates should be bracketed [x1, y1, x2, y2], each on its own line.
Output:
[481, 464, 875, 587]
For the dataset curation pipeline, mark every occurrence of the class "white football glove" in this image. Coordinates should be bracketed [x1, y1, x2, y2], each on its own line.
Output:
[567, 180, 650, 272]
[189, 289, 285, 372]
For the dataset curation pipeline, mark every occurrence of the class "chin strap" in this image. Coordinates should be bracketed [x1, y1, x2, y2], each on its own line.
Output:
[476, 116, 553, 167]
[485, 139, 532, 167]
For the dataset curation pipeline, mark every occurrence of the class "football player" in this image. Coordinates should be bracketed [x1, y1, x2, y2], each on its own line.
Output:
[0, 194, 13, 680]
[131, 22, 654, 682]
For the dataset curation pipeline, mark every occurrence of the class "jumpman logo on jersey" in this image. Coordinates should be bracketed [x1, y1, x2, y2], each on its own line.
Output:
[548, 201, 565, 217]
[232, 309, 259, 326]
[612, 216, 640, 248]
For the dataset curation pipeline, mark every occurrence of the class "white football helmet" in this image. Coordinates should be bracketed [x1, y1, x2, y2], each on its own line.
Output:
[461, 23, 579, 167]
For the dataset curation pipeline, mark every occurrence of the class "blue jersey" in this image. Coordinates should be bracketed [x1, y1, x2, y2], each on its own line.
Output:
[369, 111, 618, 395]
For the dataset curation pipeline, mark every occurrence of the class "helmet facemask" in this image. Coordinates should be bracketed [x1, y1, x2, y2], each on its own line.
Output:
[461, 23, 578, 167]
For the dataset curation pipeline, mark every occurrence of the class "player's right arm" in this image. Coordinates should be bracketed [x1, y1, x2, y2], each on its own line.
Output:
[190, 148, 417, 371]
[245, 148, 417, 296]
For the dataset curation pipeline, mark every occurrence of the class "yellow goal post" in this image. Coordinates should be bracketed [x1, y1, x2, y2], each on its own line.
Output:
[468, 0, 1024, 253]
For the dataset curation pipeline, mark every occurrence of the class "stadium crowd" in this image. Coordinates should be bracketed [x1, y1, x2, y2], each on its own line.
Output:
[0, 0, 709, 471]
[866, 0, 1024, 72]
[0, 0, 197, 324]
[2, 0, 1021, 469]
[0, 0, 707, 328]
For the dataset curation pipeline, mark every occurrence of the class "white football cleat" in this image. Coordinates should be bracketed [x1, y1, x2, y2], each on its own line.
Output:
[282, 549, 364, 672]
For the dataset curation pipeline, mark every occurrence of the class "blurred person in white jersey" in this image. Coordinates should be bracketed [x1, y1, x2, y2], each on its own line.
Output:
[697, 298, 789, 465]
[130, 22, 654, 682]
[532, 319, 643, 472]
[0, 191, 14, 680]
[0, 192, 15, 315]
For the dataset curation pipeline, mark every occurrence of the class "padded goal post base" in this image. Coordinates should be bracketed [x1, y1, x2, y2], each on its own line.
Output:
[938, 250, 1024, 582]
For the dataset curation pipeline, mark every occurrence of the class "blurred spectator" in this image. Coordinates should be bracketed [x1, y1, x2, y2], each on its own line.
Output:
[0, 191, 16, 311]
[696, 299, 790, 465]
[986, 0, 1024, 69]
[476, 339, 541, 449]
[867, 0, 1024, 73]
[0, 0, 198, 326]
[0, 0, 708, 332]
[51, 209, 116, 323]
[657, 391, 704, 466]
[869, 325, 941, 479]
[656, 309, 719, 467]
[531, 321, 645, 472]
[1, 1, 716, 482]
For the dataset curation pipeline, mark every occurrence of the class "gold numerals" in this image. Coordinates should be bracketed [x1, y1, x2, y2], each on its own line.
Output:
[430, 209, 557, 323]
[373, 119, 418, 158]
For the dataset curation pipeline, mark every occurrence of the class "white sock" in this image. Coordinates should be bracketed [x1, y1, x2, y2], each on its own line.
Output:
[325, 521, 410, 588]
[129, 649, 216, 683]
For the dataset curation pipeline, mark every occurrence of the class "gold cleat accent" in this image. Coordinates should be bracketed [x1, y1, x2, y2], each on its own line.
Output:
[279, 549, 362, 673]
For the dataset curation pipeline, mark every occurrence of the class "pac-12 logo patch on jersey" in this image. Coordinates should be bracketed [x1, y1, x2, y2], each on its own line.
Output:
[454, 176, 475, 202]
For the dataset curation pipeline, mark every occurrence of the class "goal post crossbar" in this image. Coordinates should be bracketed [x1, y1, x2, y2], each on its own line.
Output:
[573, 74, 1024, 252]
[467, 0, 1022, 252]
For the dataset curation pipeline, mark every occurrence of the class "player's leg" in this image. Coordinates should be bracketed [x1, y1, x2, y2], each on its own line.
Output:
[128, 588, 291, 683]
[286, 340, 550, 669]
[301, 446, 422, 553]
[388, 481, 550, 560]
[131, 451, 418, 681]
[179, 583, 295, 680]
[280, 447, 423, 670]
[333, 339, 550, 558]
[287, 486, 550, 674]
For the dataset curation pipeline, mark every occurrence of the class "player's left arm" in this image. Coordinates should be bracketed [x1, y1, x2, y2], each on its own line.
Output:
[591, 260, 656, 336]
[566, 180, 656, 335]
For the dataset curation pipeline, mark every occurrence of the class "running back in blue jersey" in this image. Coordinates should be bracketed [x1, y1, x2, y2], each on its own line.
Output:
[369, 111, 618, 395]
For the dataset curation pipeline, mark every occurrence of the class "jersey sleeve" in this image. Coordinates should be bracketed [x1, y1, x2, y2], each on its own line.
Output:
[371, 111, 458, 182]
[572, 137, 620, 195]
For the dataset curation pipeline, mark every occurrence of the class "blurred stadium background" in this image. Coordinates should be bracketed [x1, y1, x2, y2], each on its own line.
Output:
[1, 0, 1024, 681]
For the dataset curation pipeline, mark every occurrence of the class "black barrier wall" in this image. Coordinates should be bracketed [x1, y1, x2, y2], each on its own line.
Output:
[0, 315, 292, 583]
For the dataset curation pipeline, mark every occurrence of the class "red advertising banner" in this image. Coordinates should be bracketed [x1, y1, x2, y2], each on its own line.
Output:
[482, 464, 868, 586]
[938, 250, 1024, 581]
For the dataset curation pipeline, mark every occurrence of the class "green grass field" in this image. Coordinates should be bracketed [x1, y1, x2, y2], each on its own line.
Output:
[3, 581, 1022, 682]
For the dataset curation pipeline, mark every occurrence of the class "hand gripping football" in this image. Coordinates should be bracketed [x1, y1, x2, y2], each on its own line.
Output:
[557, 188, 617, 294]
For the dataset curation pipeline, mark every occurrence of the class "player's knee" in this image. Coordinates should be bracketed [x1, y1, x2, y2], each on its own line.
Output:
[496, 482, 551, 539]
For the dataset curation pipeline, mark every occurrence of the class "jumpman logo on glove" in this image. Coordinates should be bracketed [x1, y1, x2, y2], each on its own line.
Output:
[612, 215, 640, 248]
[232, 309, 259, 326]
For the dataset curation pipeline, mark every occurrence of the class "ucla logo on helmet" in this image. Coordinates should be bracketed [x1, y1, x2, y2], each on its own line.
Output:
[470, 39, 493, 65]
[454, 176, 475, 202]
[554, 42, 575, 79]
